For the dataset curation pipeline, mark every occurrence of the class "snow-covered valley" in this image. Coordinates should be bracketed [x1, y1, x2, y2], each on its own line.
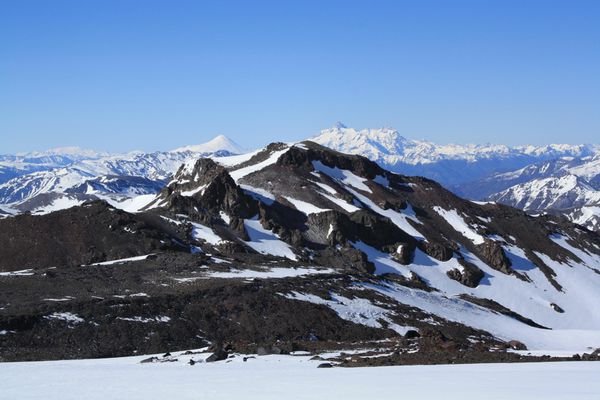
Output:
[1, 350, 599, 400]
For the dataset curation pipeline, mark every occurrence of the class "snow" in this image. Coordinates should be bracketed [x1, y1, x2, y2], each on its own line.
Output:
[2, 352, 599, 400]
[219, 211, 231, 224]
[190, 222, 224, 245]
[207, 267, 334, 279]
[160, 215, 184, 225]
[490, 174, 600, 212]
[312, 160, 372, 193]
[362, 280, 600, 351]
[284, 196, 329, 215]
[243, 218, 297, 260]
[212, 149, 261, 167]
[180, 184, 207, 197]
[312, 180, 338, 194]
[31, 196, 84, 214]
[117, 316, 171, 323]
[351, 241, 412, 278]
[0, 269, 34, 276]
[347, 187, 424, 239]
[318, 192, 361, 213]
[568, 206, 600, 230]
[44, 312, 84, 324]
[229, 147, 290, 182]
[85, 254, 154, 266]
[284, 291, 415, 335]
[327, 223, 334, 237]
[433, 206, 485, 245]
[172, 135, 245, 154]
[240, 184, 276, 205]
[311, 124, 591, 167]
[0, 137, 245, 213]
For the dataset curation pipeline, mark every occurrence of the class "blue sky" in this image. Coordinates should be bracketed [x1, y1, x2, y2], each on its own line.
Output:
[1, 0, 599, 153]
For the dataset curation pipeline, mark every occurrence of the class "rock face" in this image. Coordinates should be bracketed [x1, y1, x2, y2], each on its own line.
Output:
[0, 201, 186, 270]
[150, 158, 258, 219]
[2, 140, 600, 362]
[418, 241, 454, 262]
[476, 240, 512, 275]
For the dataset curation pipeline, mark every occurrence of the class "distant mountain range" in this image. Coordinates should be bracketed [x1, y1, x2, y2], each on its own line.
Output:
[0, 135, 244, 214]
[1, 125, 599, 231]
[311, 124, 600, 230]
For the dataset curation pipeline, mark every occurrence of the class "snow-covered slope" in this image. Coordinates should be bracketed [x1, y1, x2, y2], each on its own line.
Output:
[488, 175, 600, 212]
[2, 351, 599, 400]
[457, 155, 600, 230]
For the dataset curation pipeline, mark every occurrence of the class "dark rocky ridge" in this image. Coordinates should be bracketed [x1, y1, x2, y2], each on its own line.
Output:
[0, 201, 187, 270]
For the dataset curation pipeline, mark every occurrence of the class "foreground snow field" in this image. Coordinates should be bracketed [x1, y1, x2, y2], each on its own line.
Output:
[1, 352, 599, 400]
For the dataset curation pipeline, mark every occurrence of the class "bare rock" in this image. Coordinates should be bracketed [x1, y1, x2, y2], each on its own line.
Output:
[317, 362, 333, 368]
[418, 241, 454, 262]
[477, 240, 512, 275]
[446, 259, 484, 288]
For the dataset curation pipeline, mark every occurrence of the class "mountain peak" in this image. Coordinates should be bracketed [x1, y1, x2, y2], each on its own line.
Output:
[172, 135, 245, 155]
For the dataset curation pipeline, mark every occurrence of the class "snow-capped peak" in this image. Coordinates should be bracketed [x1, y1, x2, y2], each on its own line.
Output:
[172, 135, 245, 155]
[311, 125, 594, 167]
[313, 124, 409, 160]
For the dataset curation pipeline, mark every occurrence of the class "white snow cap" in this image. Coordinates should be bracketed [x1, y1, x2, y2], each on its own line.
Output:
[172, 135, 245, 154]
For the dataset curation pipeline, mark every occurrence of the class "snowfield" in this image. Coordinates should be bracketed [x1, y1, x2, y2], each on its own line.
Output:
[1, 352, 599, 400]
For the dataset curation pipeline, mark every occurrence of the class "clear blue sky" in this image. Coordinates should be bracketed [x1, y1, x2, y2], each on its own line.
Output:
[1, 0, 599, 153]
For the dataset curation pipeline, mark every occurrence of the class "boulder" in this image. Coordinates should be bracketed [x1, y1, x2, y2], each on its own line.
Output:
[392, 243, 415, 265]
[205, 347, 228, 362]
[317, 363, 333, 368]
[446, 259, 484, 288]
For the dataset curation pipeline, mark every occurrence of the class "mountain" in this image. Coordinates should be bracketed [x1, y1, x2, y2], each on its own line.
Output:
[171, 134, 246, 154]
[456, 155, 600, 230]
[2, 140, 600, 363]
[0, 147, 106, 185]
[311, 124, 600, 231]
[0, 136, 244, 214]
[311, 123, 597, 187]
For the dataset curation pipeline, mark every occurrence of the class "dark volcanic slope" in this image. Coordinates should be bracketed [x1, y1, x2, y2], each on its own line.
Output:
[1, 141, 600, 361]
[0, 201, 188, 270]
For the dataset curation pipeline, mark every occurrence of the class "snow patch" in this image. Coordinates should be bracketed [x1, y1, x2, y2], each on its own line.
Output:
[243, 218, 297, 260]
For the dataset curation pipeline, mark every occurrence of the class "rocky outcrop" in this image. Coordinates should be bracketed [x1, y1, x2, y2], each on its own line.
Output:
[417, 241, 454, 262]
[476, 240, 512, 275]
[446, 259, 484, 288]
[153, 158, 258, 219]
